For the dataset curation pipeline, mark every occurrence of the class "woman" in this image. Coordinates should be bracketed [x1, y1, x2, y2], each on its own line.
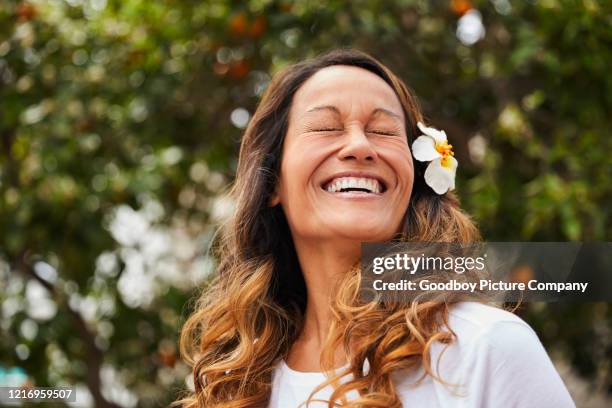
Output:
[178, 49, 574, 407]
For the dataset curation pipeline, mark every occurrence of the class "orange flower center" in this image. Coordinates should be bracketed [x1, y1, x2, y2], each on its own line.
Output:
[436, 141, 454, 158]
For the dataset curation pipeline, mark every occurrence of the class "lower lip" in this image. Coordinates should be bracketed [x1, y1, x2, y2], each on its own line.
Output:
[321, 188, 384, 199]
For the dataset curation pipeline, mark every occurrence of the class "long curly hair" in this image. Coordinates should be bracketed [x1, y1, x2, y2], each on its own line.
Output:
[177, 48, 481, 407]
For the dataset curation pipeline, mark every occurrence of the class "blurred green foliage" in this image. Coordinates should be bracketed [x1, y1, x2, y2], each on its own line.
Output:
[0, 0, 610, 406]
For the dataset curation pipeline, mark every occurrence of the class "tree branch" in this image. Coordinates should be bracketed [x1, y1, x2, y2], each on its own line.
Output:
[14, 251, 122, 408]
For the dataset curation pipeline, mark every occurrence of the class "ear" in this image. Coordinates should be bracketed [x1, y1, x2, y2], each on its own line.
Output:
[268, 184, 280, 207]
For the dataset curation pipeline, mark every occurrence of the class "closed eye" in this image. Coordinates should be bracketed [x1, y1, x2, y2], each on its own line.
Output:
[312, 128, 343, 132]
[308, 128, 399, 135]
[368, 130, 399, 136]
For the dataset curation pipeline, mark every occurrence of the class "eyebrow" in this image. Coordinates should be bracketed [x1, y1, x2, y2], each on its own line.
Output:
[305, 105, 403, 121]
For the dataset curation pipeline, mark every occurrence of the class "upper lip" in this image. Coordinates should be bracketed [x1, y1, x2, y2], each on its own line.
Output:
[320, 171, 389, 192]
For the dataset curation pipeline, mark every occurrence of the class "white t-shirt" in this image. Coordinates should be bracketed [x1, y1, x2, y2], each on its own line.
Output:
[268, 302, 575, 407]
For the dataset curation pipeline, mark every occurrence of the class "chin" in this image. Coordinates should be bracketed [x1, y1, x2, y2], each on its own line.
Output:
[331, 219, 399, 242]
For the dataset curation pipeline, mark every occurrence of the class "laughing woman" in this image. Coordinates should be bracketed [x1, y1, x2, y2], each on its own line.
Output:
[177, 49, 574, 407]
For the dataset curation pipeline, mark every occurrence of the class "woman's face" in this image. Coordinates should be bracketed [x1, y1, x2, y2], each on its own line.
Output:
[272, 65, 414, 243]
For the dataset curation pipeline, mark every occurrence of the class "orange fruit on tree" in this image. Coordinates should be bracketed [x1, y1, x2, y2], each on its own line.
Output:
[451, 0, 473, 16]
[249, 15, 267, 38]
[229, 12, 248, 36]
[16, 2, 37, 22]
[227, 59, 250, 79]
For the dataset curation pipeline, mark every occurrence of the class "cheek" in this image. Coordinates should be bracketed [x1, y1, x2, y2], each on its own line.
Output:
[398, 155, 414, 196]
[384, 147, 414, 233]
[380, 143, 414, 195]
[277, 143, 321, 210]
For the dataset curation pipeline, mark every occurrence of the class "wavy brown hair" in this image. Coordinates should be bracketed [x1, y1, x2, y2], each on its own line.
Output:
[177, 48, 480, 407]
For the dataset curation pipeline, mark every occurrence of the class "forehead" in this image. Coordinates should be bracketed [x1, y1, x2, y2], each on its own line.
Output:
[290, 65, 404, 121]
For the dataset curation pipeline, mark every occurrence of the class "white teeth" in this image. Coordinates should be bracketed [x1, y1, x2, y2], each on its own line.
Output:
[324, 177, 382, 194]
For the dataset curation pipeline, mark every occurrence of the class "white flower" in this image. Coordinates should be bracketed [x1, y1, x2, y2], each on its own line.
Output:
[412, 122, 458, 194]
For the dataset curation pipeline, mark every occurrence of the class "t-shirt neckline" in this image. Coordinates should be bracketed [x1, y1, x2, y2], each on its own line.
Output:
[279, 359, 350, 382]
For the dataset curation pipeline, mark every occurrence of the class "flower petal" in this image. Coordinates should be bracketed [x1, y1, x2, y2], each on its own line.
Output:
[424, 157, 458, 194]
[417, 121, 447, 144]
[412, 135, 442, 162]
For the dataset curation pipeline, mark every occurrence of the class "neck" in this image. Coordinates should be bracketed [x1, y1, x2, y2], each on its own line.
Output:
[288, 237, 359, 369]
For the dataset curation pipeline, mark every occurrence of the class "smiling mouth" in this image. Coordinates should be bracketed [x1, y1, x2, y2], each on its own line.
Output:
[322, 176, 386, 195]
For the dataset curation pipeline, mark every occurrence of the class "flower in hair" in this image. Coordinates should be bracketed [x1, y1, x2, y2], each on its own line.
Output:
[411, 122, 457, 194]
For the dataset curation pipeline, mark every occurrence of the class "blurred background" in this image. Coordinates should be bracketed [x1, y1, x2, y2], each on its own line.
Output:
[1, 0, 611, 406]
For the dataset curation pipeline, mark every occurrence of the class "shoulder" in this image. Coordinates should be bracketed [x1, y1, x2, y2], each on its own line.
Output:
[448, 301, 531, 331]
[443, 301, 553, 373]
[446, 301, 537, 349]
[405, 301, 576, 407]
[393, 302, 575, 407]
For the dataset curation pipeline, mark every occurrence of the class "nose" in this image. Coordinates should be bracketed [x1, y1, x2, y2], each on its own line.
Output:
[337, 126, 378, 162]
